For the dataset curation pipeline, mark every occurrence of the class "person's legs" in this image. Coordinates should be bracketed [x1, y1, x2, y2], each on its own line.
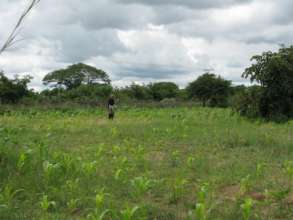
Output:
[108, 105, 115, 120]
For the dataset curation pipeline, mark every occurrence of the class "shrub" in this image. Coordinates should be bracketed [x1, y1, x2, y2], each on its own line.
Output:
[231, 86, 262, 118]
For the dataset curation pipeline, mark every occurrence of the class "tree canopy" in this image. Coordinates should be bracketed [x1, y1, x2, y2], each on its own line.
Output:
[149, 82, 179, 101]
[0, 71, 32, 103]
[243, 46, 293, 119]
[187, 73, 231, 107]
[43, 63, 111, 89]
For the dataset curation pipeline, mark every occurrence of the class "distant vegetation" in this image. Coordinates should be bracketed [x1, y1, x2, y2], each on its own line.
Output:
[1, 46, 293, 121]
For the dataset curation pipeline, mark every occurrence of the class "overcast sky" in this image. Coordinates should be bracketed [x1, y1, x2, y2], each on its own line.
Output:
[0, 0, 292, 90]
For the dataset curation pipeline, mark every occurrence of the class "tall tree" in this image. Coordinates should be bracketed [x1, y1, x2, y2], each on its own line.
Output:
[187, 73, 231, 107]
[243, 46, 293, 119]
[43, 63, 111, 89]
[149, 82, 179, 101]
[0, 0, 41, 55]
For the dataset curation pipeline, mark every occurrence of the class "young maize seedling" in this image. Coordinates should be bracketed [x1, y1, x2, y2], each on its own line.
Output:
[87, 209, 113, 220]
[39, 142, 49, 160]
[17, 153, 27, 170]
[96, 144, 105, 159]
[241, 198, 254, 220]
[0, 185, 24, 209]
[87, 189, 112, 220]
[114, 168, 129, 182]
[187, 156, 196, 169]
[188, 183, 210, 220]
[169, 178, 188, 204]
[282, 160, 293, 186]
[120, 205, 140, 220]
[65, 178, 80, 192]
[43, 160, 61, 181]
[256, 162, 266, 178]
[67, 198, 79, 211]
[40, 195, 56, 212]
[131, 176, 153, 197]
[240, 175, 251, 195]
[82, 161, 98, 177]
[171, 150, 180, 167]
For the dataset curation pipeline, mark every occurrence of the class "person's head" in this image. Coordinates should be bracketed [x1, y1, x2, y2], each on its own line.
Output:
[110, 94, 114, 99]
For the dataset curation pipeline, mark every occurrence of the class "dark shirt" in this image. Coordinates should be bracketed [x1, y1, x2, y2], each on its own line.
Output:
[108, 98, 115, 106]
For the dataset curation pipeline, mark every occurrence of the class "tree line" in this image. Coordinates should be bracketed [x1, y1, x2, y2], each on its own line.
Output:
[1, 46, 293, 121]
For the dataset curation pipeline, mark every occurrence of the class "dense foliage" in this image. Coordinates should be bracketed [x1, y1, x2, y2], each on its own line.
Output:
[186, 73, 232, 107]
[43, 63, 111, 89]
[241, 46, 293, 120]
[149, 82, 179, 101]
[0, 72, 32, 104]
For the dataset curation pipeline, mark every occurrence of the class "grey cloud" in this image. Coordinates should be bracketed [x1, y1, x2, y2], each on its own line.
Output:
[119, 64, 190, 79]
[0, 0, 292, 89]
[115, 0, 253, 9]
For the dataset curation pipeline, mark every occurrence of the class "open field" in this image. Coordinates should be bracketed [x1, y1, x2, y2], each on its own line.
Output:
[0, 107, 292, 219]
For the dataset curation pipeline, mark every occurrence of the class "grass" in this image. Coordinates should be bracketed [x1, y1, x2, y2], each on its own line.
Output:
[0, 107, 292, 219]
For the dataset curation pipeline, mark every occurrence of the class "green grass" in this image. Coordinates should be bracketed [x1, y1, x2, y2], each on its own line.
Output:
[0, 107, 292, 219]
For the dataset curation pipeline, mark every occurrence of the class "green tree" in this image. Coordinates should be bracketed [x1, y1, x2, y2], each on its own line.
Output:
[0, 71, 32, 103]
[123, 83, 151, 100]
[43, 63, 111, 89]
[243, 46, 293, 119]
[187, 73, 231, 107]
[149, 82, 179, 101]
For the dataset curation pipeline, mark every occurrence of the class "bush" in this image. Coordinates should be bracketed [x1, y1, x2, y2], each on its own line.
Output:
[0, 72, 32, 104]
[231, 86, 262, 118]
[242, 46, 293, 120]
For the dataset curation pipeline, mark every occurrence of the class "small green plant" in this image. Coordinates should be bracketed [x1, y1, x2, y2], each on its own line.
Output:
[120, 205, 140, 220]
[195, 203, 206, 220]
[65, 178, 80, 192]
[43, 160, 61, 181]
[17, 153, 27, 171]
[95, 189, 109, 210]
[112, 145, 121, 155]
[40, 195, 56, 212]
[282, 160, 293, 183]
[87, 189, 112, 220]
[169, 178, 188, 204]
[187, 156, 196, 168]
[0, 185, 24, 209]
[82, 161, 97, 177]
[171, 150, 180, 167]
[240, 175, 251, 195]
[131, 176, 153, 197]
[114, 168, 129, 182]
[87, 209, 113, 220]
[96, 144, 105, 159]
[241, 198, 254, 220]
[67, 198, 79, 211]
[39, 142, 49, 160]
[59, 153, 76, 174]
[256, 162, 266, 178]
[188, 183, 210, 220]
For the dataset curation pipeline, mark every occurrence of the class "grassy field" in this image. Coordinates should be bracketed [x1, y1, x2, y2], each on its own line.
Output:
[0, 107, 292, 219]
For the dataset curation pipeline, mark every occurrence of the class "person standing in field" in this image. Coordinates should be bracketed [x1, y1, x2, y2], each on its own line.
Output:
[108, 94, 115, 120]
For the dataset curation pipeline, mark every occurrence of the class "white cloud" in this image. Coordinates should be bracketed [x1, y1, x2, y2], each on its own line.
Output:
[0, 0, 291, 90]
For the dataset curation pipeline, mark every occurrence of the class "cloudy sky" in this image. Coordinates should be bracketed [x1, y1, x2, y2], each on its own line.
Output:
[0, 0, 292, 90]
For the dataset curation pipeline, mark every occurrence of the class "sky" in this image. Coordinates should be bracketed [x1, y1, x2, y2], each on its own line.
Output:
[0, 0, 292, 90]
